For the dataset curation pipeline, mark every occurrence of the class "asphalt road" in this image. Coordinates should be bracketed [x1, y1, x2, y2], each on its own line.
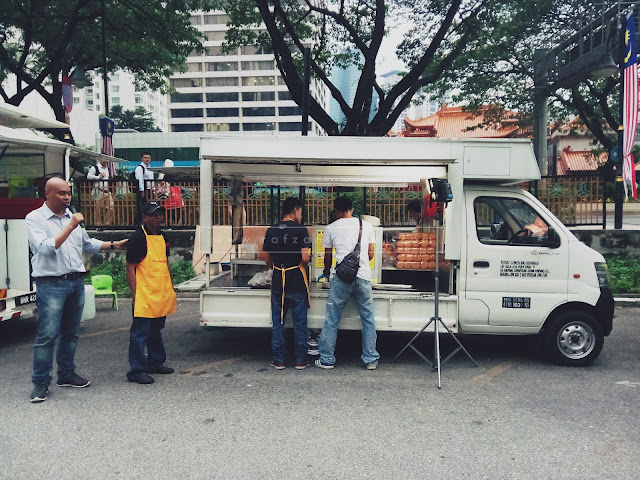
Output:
[1, 299, 638, 480]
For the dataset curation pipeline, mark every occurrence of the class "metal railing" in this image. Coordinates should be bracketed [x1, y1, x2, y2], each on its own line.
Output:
[529, 174, 605, 227]
[79, 177, 604, 229]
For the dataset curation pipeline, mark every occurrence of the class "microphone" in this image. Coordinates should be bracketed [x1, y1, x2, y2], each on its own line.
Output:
[68, 205, 85, 228]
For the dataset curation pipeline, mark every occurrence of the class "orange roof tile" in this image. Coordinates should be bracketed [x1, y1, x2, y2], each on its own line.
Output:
[402, 105, 528, 138]
[557, 148, 607, 173]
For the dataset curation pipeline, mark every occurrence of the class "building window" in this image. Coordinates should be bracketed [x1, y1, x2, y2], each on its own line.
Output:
[73, 86, 79, 92]
[242, 76, 275, 87]
[186, 62, 203, 72]
[190, 15, 201, 25]
[171, 108, 204, 118]
[135, 96, 142, 104]
[170, 78, 203, 88]
[243, 122, 275, 131]
[206, 46, 236, 56]
[243, 107, 276, 117]
[206, 61, 238, 72]
[241, 45, 273, 55]
[206, 107, 239, 117]
[206, 92, 239, 102]
[110, 73, 119, 81]
[204, 14, 229, 24]
[170, 92, 203, 103]
[112, 97, 120, 105]
[111, 85, 119, 93]
[279, 106, 302, 116]
[205, 77, 238, 87]
[278, 91, 292, 101]
[205, 31, 226, 41]
[86, 99, 94, 106]
[172, 124, 204, 132]
[241, 60, 274, 71]
[73, 97, 80, 105]
[206, 123, 239, 132]
[242, 91, 275, 102]
[279, 122, 311, 132]
[86, 88, 93, 94]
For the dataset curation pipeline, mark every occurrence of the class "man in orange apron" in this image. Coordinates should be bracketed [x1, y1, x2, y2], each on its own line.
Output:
[261, 197, 311, 370]
[125, 202, 177, 384]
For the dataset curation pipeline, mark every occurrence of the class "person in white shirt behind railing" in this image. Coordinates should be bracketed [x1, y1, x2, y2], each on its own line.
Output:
[86, 159, 114, 226]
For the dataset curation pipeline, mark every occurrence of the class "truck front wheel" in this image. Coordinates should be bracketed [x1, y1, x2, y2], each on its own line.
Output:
[543, 311, 604, 366]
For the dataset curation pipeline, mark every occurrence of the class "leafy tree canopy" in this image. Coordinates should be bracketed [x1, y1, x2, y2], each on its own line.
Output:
[211, 0, 571, 136]
[109, 105, 161, 132]
[0, 0, 207, 124]
[428, 1, 630, 157]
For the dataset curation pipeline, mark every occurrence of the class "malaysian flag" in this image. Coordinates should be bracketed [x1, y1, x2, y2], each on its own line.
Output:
[99, 116, 116, 176]
[623, 11, 638, 199]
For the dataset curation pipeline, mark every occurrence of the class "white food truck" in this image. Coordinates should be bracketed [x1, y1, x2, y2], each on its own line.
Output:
[196, 136, 613, 366]
[0, 105, 119, 323]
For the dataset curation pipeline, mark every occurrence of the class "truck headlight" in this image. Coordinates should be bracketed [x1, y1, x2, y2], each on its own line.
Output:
[594, 262, 610, 287]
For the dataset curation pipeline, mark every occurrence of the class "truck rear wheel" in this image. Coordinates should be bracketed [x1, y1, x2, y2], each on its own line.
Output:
[543, 311, 604, 366]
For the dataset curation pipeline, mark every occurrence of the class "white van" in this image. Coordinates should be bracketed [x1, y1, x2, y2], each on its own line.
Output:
[195, 136, 614, 366]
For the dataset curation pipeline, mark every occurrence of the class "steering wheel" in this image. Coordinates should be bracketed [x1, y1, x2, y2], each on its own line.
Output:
[507, 227, 531, 244]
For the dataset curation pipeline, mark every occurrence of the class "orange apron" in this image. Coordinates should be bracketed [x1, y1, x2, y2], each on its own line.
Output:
[272, 264, 310, 324]
[133, 227, 176, 318]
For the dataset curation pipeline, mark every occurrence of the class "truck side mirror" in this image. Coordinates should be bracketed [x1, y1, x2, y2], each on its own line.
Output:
[543, 227, 561, 249]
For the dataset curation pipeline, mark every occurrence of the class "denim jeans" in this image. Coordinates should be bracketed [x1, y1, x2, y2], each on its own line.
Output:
[271, 291, 308, 363]
[128, 307, 167, 376]
[318, 276, 379, 366]
[32, 276, 85, 386]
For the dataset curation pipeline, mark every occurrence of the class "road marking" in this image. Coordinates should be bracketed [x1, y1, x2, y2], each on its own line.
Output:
[181, 357, 246, 376]
[615, 381, 640, 387]
[13, 313, 200, 350]
[472, 361, 517, 384]
[81, 326, 129, 338]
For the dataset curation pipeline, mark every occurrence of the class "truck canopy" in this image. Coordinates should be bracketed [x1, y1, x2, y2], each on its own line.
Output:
[198, 135, 540, 186]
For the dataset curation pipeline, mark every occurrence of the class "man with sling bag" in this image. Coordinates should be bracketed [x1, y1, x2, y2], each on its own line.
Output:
[316, 196, 380, 370]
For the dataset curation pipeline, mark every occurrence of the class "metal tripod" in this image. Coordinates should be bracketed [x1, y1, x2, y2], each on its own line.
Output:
[392, 209, 477, 388]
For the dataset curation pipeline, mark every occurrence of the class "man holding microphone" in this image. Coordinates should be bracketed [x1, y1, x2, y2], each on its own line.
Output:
[25, 177, 127, 403]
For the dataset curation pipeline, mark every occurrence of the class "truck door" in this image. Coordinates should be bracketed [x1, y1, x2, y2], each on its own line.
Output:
[1, 219, 33, 294]
[463, 191, 568, 327]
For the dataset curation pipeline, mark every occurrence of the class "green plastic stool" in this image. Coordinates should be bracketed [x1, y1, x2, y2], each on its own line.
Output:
[91, 275, 118, 310]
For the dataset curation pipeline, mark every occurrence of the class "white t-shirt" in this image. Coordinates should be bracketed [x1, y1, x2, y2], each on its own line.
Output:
[323, 217, 374, 281]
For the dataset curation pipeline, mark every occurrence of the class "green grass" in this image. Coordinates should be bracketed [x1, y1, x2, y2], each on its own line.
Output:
[86, 260, 196, 297]
[604, 255, 640, 294]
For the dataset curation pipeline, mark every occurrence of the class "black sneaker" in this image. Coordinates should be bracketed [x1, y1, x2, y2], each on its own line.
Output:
[30, 384, 48, 403]
[146, 365, 174, 374]
[127, 372, 155, 384]
[57, 373, 91, 388]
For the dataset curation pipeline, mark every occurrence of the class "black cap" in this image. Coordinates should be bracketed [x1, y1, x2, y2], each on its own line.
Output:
[141, 201, 165, 215]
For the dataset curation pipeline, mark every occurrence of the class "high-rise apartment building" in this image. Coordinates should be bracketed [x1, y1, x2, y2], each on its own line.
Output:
[71, 70, 168, 131]
[168, 10, 327, 135]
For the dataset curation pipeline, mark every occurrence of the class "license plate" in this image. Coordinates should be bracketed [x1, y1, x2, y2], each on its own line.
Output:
[15, 293, 37, 306]
[502, 296, 530, 309]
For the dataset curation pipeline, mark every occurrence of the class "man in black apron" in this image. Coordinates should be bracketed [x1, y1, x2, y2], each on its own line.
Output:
[261, 197, 311, 370]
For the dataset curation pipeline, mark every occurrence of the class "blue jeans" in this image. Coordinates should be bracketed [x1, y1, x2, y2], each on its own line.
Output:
[128, 306, 167, 376]
[318, 277, 379, 366]
[32, 277, 85, 386]
[271, 291, 308, 363]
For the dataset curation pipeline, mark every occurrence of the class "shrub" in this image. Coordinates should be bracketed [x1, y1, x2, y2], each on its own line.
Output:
[86, 259, 196, 297]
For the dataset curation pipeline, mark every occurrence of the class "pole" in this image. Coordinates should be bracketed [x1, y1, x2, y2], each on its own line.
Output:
[301, 47, 310, 136]
[614, 14, 624, 229]
[101, 0, 109, 116]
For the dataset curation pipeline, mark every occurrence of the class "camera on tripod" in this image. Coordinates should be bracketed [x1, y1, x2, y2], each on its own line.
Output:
[428, 178, 453, 204]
